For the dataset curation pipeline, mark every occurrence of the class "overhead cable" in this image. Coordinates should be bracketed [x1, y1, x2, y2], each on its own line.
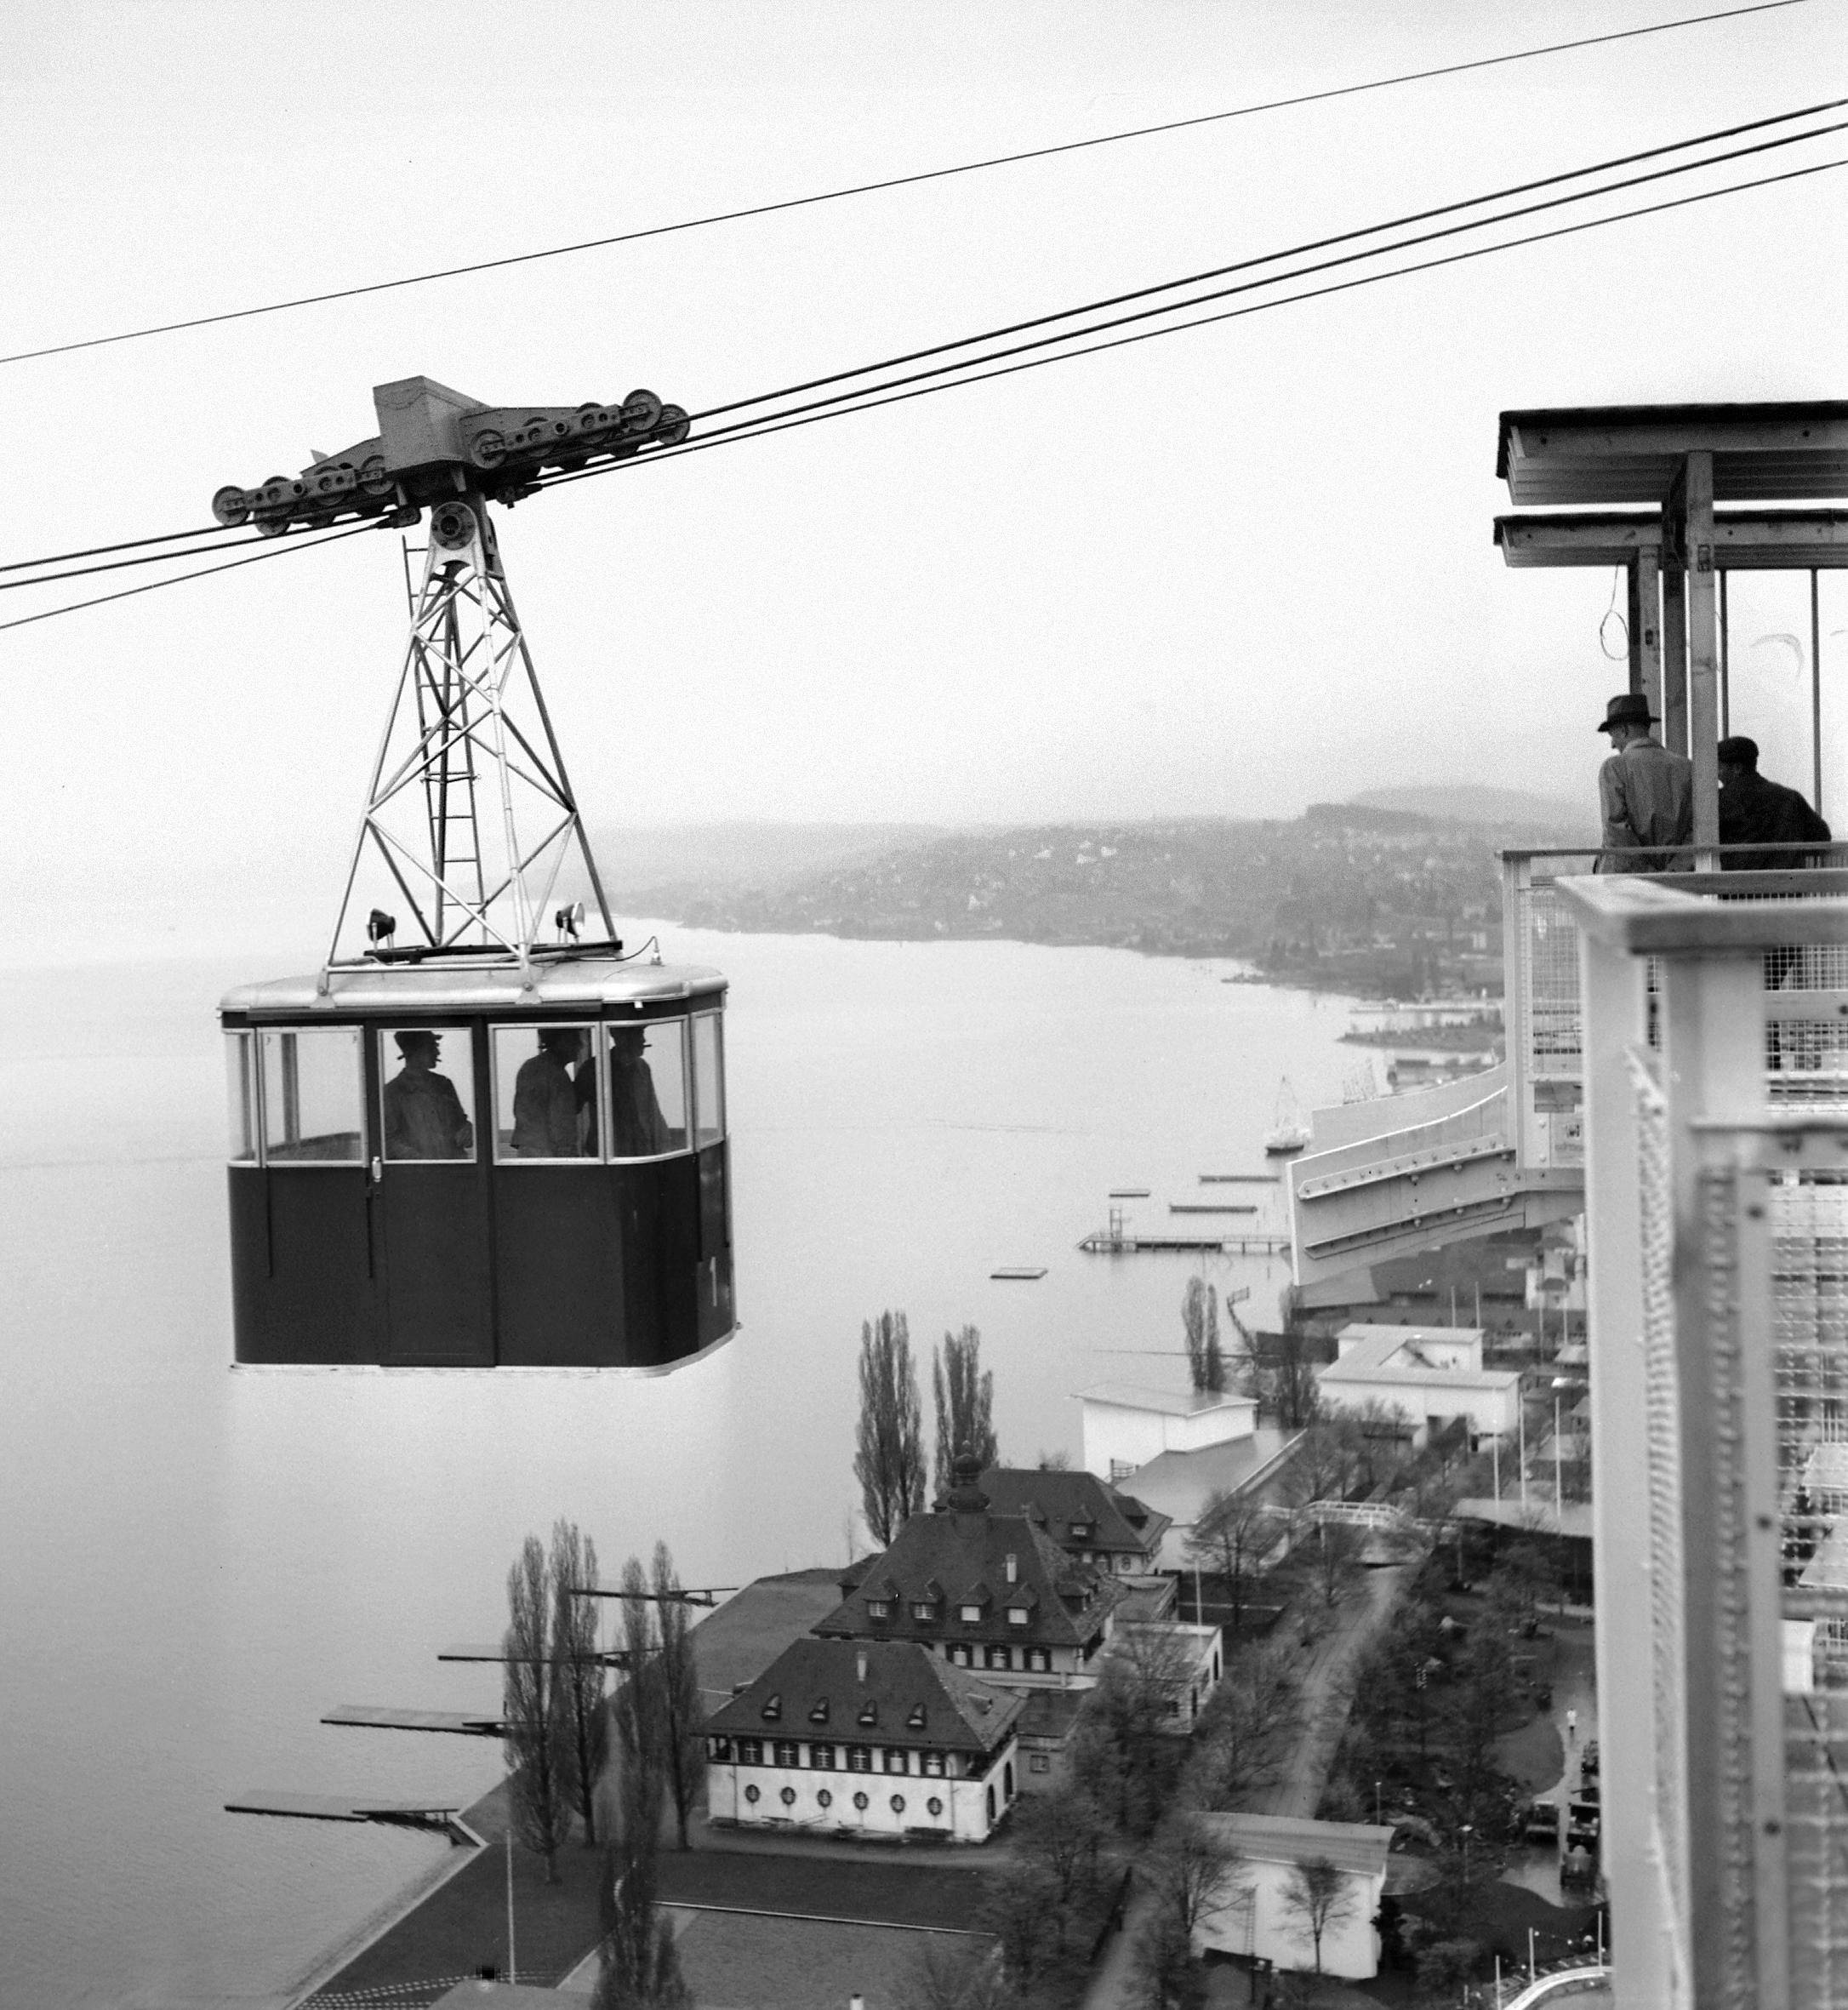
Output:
[0, 0, 1818, 368]
[535, 153, 1848, 487]
[0, 529, 283, 595]
[0, 522, 235, 575]
[0, 521, 379, 636]
[688, 94, 1848, 427]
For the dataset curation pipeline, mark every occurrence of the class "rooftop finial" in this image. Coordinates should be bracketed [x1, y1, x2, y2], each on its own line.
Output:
[945, 1449, 989, 1514]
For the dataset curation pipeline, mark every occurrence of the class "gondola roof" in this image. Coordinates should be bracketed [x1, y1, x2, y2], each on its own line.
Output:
[220, 955, 727, 1019]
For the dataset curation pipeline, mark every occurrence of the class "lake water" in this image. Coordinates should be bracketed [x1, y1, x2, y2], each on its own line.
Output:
[0, 925, 1359, 2009]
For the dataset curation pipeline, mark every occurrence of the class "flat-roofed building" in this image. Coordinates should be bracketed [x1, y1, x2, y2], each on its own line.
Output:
[1077, 1382, 1258, 1482]
[1317, 1323, 1520, 1448]
[1192, 1813, 1395, 1980]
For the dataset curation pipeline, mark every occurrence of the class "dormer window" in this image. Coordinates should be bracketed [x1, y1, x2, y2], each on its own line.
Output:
[1069, 1522, 1092, 1539]
[809, 1699, 830, 1725]
[858, 1700, 878, 1727]
[760, 1693, 782, 1722]
[907, 1704, 927, 1729]
[959, 1603, 983, 1623]
[913, 1600, 939, 1622]
[866, 1599, 893, 1620]
[1008, 1605, 1030, 1626]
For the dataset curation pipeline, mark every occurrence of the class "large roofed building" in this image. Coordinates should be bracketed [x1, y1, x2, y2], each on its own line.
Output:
[1316, 1323, 1520, 1448]
[815, 1457, 1123, 1689]
[974, 1464, 1171, 1575]
[704, 1636, 1023, 1843]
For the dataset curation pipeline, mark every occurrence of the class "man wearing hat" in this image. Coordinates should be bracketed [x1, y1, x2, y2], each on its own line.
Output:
[381, 1030, 475, 1160]
[1717, 735, 1831, 871]
[1594, 692, 1692, 872]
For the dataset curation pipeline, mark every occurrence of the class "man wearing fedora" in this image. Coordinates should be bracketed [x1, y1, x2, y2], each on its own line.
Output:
[1594, 691, 1692, 872]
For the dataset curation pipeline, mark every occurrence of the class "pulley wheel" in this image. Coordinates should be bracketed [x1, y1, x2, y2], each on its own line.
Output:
[430, 500, 479, 551]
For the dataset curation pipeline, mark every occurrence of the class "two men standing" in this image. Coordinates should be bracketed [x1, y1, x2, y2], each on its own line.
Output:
[1594, 692, 1830, 870]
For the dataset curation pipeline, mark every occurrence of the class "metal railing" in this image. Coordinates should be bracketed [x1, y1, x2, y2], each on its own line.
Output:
[1567, 875, 1848, 2010]
[1503, 849, 1848, 1179]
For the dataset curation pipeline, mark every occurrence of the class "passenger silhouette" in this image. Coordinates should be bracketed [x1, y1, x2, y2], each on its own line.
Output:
[512, 1028, 590, 1157]
[381, 1031, 473, 1161]
[608, 1026, 673, 1157]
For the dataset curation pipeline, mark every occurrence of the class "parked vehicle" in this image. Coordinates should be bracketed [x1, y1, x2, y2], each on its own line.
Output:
[1521, 1801, 1562, 1845]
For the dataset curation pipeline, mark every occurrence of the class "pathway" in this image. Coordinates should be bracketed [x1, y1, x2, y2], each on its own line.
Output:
[1077, 1555, 1420, 2010]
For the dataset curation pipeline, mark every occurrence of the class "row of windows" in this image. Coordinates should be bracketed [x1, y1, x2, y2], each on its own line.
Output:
[712, 1737, 964, 1777]
[867, 1598, 1033, 1629]
[225, 1018, 723, 1168]
[741, 1785, 945, 1819]
[943, 1643, 1053, 1673]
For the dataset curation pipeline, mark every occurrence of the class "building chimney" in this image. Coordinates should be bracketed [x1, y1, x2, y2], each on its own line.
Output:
[1006, 1553, 1018, 1584]
[857, 1650, 868, 1685]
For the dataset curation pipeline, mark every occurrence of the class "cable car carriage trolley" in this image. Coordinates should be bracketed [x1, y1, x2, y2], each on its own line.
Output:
[214, 376, 733, 1368]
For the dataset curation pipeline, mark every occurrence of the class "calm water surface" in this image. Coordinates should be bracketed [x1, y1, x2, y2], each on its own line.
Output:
[0, 926, 1358, 2008]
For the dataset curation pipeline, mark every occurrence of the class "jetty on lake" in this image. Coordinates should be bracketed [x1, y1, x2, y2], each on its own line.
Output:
[1168, 1202, 1258, 1215]
[1080, 1225, 1290, 1257]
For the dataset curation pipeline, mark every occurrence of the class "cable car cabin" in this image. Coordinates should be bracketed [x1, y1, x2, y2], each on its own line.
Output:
[218, 958, 733, 1368]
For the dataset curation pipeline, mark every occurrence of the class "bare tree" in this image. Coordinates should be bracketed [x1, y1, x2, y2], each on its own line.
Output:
[1126, 1911, 1207, 2010]
[1081, 1627, 1199, 1835]
[611, 1555, 664, 1849]
[933, 1323, 998, 1497]
[1298, 1516, 1368, 1610]
[1012, 1781, 1108, 1917]
[549, 1519, 609, 1847]
[980, 1859, 1062, 1986]
[1144, 1811, 1246, 1939]
[1275, 1855, 1355, 1975]
[1190, 1644, 1301, 1807]
[1184, 1489, 1278, 1635]
[1284, 1425, 1359, 1507]
[854, 1310, 927, 1546]
[1182, 1279, 1226, 1396]
[591, 1795, 691, 2010]
[647, 1543, 706, 1850]
[893, 1937, 1011, 2010]
[503, 1534, 573, 1881]
[1260, 1328, 1321, 1430]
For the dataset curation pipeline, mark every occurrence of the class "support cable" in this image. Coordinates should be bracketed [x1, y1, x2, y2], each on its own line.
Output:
[3, 94, 1839, 591]
[687, 95, 1848, 428]
[0, 520, 380, 636]
[536, 149, 1848, 493]
[0, 0, 1820, 368]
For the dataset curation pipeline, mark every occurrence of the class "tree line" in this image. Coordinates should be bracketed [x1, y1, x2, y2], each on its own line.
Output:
[498, 1518, 705, 2008]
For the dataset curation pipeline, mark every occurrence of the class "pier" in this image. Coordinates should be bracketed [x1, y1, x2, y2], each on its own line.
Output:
[1079, 1228, 1291, 1256]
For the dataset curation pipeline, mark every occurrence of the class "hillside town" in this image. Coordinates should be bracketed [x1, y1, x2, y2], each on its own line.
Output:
[624, 803, 1576, 998]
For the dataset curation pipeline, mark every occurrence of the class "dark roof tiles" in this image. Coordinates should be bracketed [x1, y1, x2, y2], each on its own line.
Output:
[704, 1636, 1022, 1754]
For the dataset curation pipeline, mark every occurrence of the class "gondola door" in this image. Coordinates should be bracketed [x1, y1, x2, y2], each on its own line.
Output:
[374, 1025, 494, 1365]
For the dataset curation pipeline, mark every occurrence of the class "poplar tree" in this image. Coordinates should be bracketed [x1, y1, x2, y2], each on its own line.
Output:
[853, 1310, 926, 1546]
[550, 1518, 609, 1845]
[647, 1542, 706, 1851]
[1182, 1279, 1226, 1395]
[503, 1534, 573, 1882]
[933, 1323, 999, 1497]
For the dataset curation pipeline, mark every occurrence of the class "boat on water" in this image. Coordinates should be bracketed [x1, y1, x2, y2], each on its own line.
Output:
[1263, 1078, 1313, 1156]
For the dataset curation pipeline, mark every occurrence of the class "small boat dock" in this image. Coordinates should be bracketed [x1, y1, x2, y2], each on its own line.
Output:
[1080, 1227, 1291, 1256]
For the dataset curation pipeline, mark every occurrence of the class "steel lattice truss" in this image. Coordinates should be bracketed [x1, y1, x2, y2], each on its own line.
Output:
[327, 503, 612, 968]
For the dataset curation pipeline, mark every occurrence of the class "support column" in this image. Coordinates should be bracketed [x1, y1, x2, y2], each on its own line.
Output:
[1685, 452, 1720, 862]
[1812, 569, 1823, 815]
[1637, 548, 1663, 724]
[1662, 567, 1687, 759]
[1578, 924, 1673, 2010]
[1719, 571, 1730, 738]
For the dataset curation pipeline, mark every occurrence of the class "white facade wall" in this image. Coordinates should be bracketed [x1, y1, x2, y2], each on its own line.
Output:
[936, 1635, 1104, 1689]
[1081, 1395, 1258, 1477]
[1318, 1373, 1519, 1446]
[707, 1737, 1017, 1842]
[1195, 1857, 1385, 1979]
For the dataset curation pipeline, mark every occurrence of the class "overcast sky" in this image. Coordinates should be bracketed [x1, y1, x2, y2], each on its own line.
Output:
[4, 0, 1845, 937]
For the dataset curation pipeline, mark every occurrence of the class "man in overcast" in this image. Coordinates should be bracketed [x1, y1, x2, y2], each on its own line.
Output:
[1593, 692, 1692, 873]
[1717, 735, 1832, 871]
